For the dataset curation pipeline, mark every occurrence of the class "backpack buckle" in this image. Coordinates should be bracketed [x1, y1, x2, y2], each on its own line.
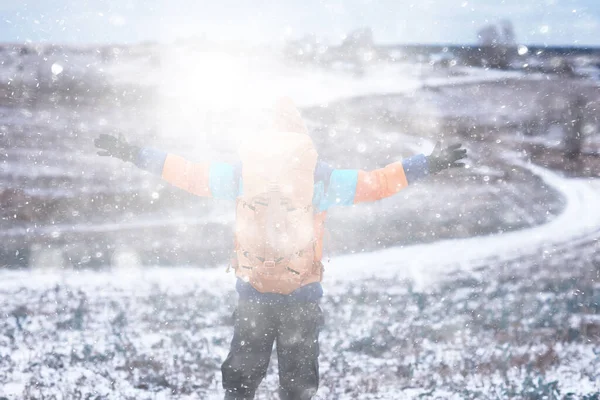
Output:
[263, 260, 276, 269]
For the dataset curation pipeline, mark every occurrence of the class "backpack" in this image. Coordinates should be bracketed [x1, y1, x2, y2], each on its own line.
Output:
[233, 127, 320, 294]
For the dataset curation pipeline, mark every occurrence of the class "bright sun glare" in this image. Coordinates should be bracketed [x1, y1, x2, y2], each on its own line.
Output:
[155, 49, 286, 151]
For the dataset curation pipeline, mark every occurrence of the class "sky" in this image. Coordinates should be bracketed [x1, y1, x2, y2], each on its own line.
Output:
[1, 0, 600, 47]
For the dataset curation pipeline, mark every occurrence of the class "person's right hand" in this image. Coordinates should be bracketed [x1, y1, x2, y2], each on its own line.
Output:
[426, 142, 467, 174]
[94, 134, 138, 162]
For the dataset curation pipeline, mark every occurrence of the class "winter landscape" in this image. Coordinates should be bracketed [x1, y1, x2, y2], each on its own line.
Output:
[1, 16, 600, 400]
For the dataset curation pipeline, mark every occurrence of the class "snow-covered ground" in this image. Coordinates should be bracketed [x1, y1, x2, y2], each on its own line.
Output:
[1, 157, 599, 398]
[1, 44, 599, 398]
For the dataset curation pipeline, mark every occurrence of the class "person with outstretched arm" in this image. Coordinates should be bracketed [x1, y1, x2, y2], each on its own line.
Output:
[94, 98, 467, 400]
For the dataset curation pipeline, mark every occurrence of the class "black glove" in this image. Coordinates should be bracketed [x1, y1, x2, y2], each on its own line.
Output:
[426, 141, 467, 174]
[94, 134, 139, 162]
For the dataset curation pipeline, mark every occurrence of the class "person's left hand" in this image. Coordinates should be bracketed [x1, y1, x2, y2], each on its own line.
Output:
[94, 133, 138, 162]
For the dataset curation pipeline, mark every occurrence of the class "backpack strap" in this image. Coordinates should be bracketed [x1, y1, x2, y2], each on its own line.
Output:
[233, 159, 332, 199]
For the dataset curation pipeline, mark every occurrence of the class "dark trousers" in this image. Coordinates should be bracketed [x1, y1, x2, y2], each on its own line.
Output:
[221, 300, 323, 400]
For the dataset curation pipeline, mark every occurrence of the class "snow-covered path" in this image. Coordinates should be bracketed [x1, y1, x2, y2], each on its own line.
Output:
[264, 65, 531, 108]
[326, 160, 600, 290]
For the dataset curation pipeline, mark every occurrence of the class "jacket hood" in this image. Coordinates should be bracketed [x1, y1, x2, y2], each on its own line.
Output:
[237, 97, 310, 155]
[272, 97, 308, 135]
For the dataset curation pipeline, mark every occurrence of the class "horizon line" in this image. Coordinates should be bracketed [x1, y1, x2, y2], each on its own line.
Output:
[2, 39, 600, 51]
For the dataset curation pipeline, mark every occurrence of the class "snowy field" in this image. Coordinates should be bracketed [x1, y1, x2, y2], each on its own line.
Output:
[1, 45, 600, 398]
[1, 162, 600, 399]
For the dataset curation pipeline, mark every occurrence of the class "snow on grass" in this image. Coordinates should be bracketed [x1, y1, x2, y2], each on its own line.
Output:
[1, 244, 598, 399]
[1, 161, 599, 399]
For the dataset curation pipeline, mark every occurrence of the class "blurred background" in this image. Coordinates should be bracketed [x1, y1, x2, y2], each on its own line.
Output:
[1, 1, 599, 399]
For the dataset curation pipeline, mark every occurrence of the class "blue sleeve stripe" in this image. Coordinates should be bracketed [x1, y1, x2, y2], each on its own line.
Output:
[402, 154, 429, 184]
[209, 162, 238, 200]
[135, 148, 167, 175]
[318, 169, 358, 211]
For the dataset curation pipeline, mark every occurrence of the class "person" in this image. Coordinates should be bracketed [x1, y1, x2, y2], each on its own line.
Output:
[94, 98, 467, 400]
